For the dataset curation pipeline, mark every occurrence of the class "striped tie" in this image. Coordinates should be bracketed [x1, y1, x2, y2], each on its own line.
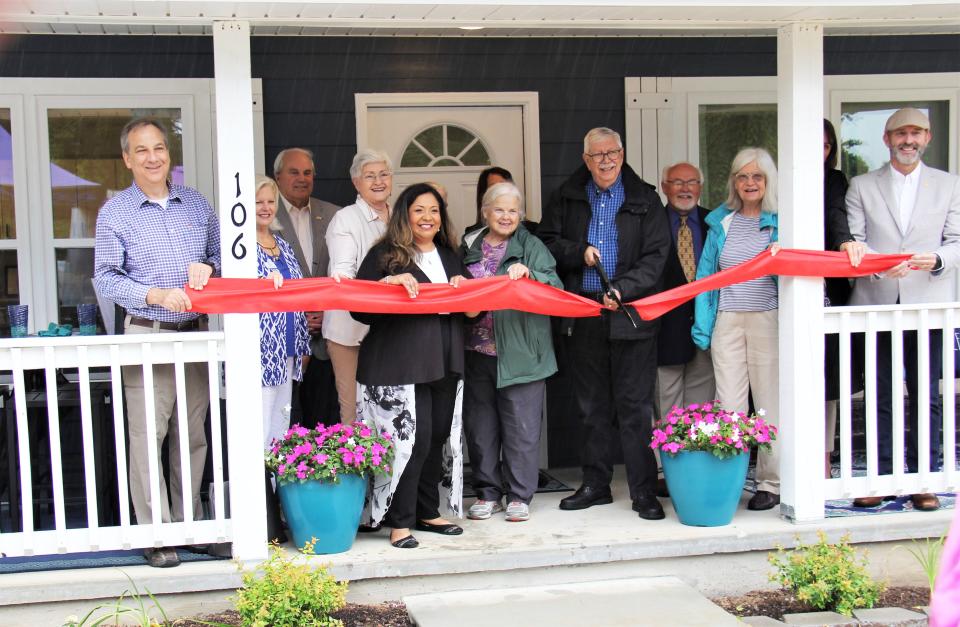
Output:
[677, 215, 696, 283]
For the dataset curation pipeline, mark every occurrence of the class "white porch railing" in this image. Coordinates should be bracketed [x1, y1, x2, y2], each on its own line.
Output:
[0, 332, 234, 558]
[823, 302, 959, 501]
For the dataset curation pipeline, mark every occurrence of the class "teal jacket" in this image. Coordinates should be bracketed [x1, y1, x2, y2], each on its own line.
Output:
[461, 225, 562, 388]
[691, 204, 779, 350]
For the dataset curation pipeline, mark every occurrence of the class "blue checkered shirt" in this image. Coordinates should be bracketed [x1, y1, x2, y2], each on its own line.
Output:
[581, 175, 624, 293]
[94, 182, 221, 323]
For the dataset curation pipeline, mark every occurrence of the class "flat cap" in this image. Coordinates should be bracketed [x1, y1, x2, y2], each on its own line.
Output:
[885, 107, 930, 132]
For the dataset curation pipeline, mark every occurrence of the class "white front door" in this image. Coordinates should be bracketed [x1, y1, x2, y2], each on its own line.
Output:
[356, 92, 541, 237]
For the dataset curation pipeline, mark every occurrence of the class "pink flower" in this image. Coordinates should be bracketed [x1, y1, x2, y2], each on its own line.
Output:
[278, 463, 287, 474]
[359, 427, 372, 438]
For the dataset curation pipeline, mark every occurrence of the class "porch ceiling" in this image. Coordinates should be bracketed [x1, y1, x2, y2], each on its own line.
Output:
[0, 1, 958, 37]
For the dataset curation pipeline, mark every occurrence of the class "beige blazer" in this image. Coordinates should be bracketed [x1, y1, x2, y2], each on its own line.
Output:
[274, 195, 340, 358]
[846, 163, 960, 305]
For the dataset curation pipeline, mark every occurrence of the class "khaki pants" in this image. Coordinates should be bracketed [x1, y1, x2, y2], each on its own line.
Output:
[711, 310, 780, 494]
[123, 319, 209, 524]
[656, 348, 716, 419]
[326, 340, 360, 424]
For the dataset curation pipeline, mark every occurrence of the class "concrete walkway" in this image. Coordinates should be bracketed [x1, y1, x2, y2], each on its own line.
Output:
[403, 576, 741, 627]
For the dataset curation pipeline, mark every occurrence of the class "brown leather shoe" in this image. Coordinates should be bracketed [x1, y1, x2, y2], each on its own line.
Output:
[852, 495, 887, 507]
[911, 493, 941, 511]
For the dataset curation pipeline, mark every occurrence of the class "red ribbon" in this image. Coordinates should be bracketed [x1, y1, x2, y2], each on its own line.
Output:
[187, 250, 909, 321]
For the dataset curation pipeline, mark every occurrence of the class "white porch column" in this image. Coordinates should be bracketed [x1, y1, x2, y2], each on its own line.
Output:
[213, 20, 268, 560]
[777, 23, 826, 522]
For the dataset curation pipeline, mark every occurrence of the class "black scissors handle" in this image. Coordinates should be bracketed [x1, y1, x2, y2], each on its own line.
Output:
[588, 247, 640, 329]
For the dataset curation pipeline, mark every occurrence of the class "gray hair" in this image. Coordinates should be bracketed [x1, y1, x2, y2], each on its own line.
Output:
[725, 147, 778, 214]
[349, 148, 393, 179]
[660, 162, 703, 185]
[255, 175, 283, 231]
[583, 127, 623, 154]
[120, 118, 168, 154]
[481, 181, 525, 221]
[273, 147, 314, 177]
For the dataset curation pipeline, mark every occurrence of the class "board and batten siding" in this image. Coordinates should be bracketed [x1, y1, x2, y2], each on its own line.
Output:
[1, 32, 957, 466]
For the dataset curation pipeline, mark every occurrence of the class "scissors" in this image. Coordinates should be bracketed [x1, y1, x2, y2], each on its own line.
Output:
[590, 249, 640, 329]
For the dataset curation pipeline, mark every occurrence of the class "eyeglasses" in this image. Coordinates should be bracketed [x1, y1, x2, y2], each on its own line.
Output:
[665, 178, 702, 188]
[585, 149, 623, 163]
[361, 171, 393, 183]
[735, 172, 765, 184]
[492, 208, 521, 218]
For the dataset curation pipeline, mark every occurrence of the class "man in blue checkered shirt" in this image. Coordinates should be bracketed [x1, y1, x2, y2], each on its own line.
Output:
[539, 127, 670, 522]
[94, 118, 220, 568]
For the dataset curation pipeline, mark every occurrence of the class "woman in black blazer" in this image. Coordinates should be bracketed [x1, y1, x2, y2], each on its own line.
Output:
[352, 182, 478, 548]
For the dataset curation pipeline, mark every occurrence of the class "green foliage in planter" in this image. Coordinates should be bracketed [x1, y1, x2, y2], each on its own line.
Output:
[768, 531, 884, 616]
[234, 540, 347, 627]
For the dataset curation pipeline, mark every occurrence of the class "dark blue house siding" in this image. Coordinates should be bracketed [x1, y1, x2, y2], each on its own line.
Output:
[2, 33, 957, 466]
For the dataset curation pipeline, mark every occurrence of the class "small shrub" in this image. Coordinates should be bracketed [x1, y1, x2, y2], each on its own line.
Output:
[234, 539, 347, 627]
[62, 572, 169, 626]
[768, 531, 884, 616]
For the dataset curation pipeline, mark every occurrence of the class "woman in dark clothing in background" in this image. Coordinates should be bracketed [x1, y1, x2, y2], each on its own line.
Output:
[823, 118, 867, 476]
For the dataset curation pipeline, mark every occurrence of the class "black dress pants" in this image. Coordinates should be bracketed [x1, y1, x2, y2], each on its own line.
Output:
[294, 357, 340, 430]
[385, 374, 459, 529]
[566, 314, 659, 500]
[875, 329, 943, 475]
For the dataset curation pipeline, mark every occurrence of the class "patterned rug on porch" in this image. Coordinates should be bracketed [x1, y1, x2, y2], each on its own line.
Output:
[741, 459, 957, 517]
[0, 547, 229, 575]
[462, 468, 572, 499]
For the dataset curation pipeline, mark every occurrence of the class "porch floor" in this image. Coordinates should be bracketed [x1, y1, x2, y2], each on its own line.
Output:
[0, 467, 951, 624]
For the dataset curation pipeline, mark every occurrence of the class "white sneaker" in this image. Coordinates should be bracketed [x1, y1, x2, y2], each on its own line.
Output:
[505, 501, 530, 522]
[467, 499, 504, 520]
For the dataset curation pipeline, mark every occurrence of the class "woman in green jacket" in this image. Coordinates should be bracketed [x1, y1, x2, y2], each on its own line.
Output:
[460, 182, 562, 522]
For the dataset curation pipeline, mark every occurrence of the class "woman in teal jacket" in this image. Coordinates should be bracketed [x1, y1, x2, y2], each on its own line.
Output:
[460, 182, 562, 523]
[691, 147, 782, 512]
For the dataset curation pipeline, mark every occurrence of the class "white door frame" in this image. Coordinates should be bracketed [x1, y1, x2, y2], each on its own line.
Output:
[355, 91, 542, 218]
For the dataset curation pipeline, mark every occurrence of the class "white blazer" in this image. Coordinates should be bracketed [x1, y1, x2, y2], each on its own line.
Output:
[846, 162, 960, 305]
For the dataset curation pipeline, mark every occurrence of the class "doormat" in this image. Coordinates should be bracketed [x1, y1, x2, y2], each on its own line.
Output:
[739, 460, 956, 517]
[825, 493, 956, 517]
[462, 468, 572, 499]
[0, 546, 229, 575]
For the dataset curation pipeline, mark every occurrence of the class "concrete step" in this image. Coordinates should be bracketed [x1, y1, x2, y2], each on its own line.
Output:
[403, 576, 740, 627]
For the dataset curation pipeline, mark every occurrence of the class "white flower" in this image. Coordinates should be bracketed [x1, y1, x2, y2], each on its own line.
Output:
[756, 408, 766, 417]
[347, 437, 357, 447]
[700, 422, 720, 436]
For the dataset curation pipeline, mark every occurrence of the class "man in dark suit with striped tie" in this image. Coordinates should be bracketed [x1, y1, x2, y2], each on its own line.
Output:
[656, 162, 715, 419]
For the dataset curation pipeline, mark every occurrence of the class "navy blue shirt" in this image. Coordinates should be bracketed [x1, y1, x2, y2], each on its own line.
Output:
[667, 205, 704, 265]
[582, 175, 624, 293]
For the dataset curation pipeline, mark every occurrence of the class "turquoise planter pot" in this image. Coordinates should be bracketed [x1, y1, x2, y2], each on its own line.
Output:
[661, 450, 749, 527]
[276, 474, 366, 554]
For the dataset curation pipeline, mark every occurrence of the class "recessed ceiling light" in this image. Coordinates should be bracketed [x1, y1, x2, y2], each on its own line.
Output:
[458, 26, 484, 31]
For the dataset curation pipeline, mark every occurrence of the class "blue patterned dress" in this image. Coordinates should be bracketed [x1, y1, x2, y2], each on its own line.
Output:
[257, 234, 310, 386]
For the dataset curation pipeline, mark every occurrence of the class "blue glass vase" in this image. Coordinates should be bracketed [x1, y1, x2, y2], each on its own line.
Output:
[661, 450, 749, 526]
[276, 474, 367, 554]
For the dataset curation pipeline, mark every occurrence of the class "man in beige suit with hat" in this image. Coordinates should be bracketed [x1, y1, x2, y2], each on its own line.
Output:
[846, 107, 960, 511]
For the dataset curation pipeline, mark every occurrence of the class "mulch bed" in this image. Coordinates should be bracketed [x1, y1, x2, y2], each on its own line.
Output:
[712, 586, 930, 620]
[173, 602, 411, 626]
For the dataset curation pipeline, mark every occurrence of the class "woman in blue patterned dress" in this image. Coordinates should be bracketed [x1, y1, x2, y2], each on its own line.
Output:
[256, 175, 310, 449]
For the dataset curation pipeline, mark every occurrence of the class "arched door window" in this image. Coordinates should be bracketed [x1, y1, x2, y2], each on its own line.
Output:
[400, 123, 491, 167]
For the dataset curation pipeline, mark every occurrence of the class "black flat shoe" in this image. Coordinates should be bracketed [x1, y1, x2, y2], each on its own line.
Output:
[415, 520, 464, 535]
[358, 522, 382, 533]
[632, 494, 666, 520]
[747, 490, 780, 511]
[559, 485, 613, 511]
[390, 535, 419, 549]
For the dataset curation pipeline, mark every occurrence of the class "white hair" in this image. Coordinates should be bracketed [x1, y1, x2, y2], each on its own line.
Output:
[583, 127, 623, 154]
[349, 148, 393, 179]
[481, 181, 525, 221]
[660, 162, 703, 185]
[725, 147, 778, 214]
[273, 147, 314, 176]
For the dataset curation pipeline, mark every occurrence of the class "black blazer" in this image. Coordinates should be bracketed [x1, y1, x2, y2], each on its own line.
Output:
[824, 167, 853, 307]
[351, 241, 471, 387]
[657, 204, 711, 367]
